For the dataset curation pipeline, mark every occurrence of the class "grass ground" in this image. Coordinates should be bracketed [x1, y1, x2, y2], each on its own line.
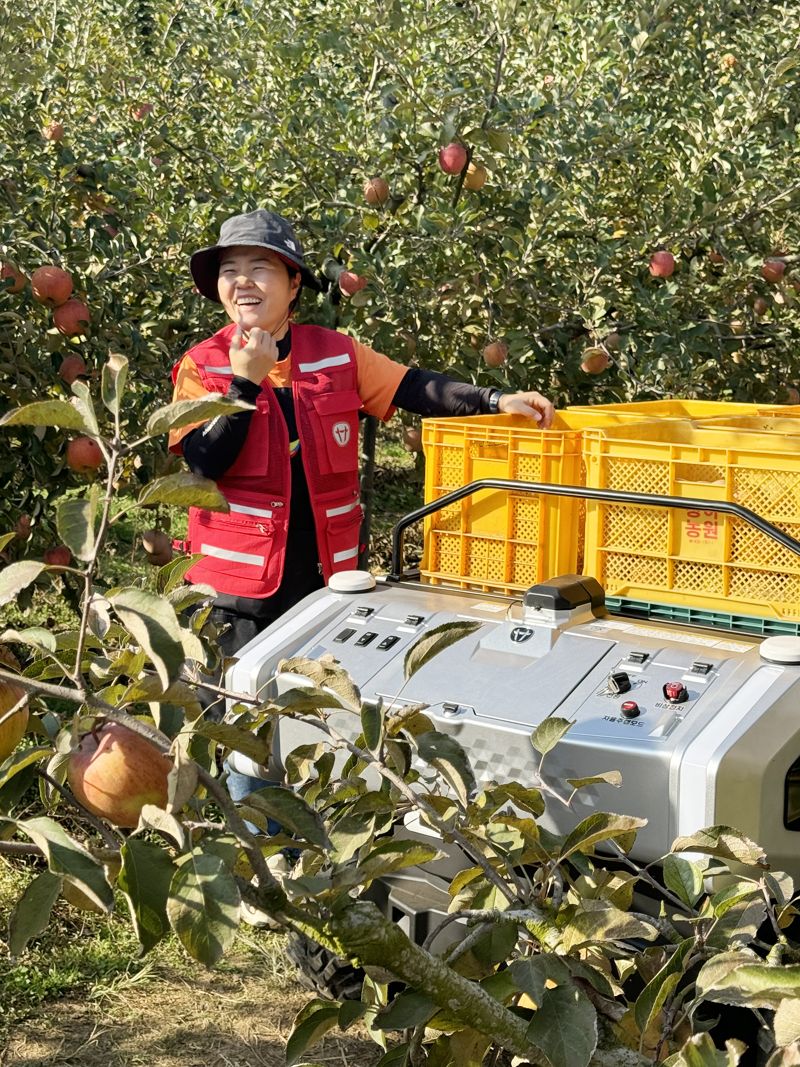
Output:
[0, 421, 421, 1063]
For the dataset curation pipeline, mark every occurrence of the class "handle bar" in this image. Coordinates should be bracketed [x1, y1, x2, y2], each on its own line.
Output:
[387, 479, 800, 582]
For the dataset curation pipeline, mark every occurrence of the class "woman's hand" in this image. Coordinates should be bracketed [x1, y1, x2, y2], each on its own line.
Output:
[229, 324, 278, 384]
[498, 391, 555, 428]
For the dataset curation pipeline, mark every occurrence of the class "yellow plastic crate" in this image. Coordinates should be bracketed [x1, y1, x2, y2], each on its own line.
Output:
[420, 414, 584, 595]
[568, 399, 800, 419]
[695, 416, 800, 434]
[581, 421, 800, 621]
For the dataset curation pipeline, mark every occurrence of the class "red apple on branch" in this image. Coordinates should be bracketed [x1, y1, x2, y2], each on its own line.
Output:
[438, 143, 468, 175]
[649, 251, 676, 278]
[67, 721, 173, 828]
[31, 265, 73, 307]
[363, 177, 390, 206]
[54, 298, 91, 336]
[66, 436, 103, 474]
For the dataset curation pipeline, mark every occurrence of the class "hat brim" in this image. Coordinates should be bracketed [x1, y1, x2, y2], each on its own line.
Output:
[190, 241, 322, 303]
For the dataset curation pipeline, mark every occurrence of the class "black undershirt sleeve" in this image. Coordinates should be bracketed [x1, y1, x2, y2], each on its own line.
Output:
[182, 365, 497, 480]
[181, 377, 261, 481]
[391, 367, 495, 417]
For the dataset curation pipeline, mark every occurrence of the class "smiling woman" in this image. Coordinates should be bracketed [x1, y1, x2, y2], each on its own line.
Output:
[166, 207, 554, 746]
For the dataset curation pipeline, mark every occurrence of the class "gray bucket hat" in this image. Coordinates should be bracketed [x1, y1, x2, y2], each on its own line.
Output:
[190, 209, 322, 302]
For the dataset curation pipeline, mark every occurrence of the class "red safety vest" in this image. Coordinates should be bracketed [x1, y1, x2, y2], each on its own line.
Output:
[173, 322, 363, 598]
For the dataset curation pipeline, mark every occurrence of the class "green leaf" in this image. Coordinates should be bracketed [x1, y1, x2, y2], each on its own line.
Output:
[375, 990, 436, 1030]
[0, 745, 52, 789]
[670, 826, 767, 868]
[567, 770, 622, 790]
[245, 785, 330, 848]
[0, 399, 90, 431]
[157, 555, 206, 594]
[635, 938, 694, 1034]
[8, 870, 63, 955]
[415, 731, 476, 806]
[375, 1047, 409, 1067]
[559, 812, 646, 862]
[699, 959, 800, 1009]
[286, 1000, 341, 1067]
[109, 588, 185, 688]
[526, 982, 598, 1067]
[510, 954, 569, 1008]
[146, 396, 254, 437]
[0, 626, 57, 653]
[775, 999, 800, 1048]
[662, 854, 704, 907]
[101, 352, 129, 416]
[138, 473, 230, 511]
[328, 811, 377, 862]
[359, 839, 441, 881]
[56, 489, 99, 561]
[531, 717, 572, 757]
[118, 838, 176, 953]
[10, 815, 113, 912]
[0, 533, 16, 554]
[194, 720, 269, 764]
[167, 851, 240, 966]
[664, 1033, 746, 1066]
[403, 620, 481, 680]
[561, 899, 658, 951]
[70, 381, 100, 437]
[776, 55, 799, 78]
[490, 782, 545, 817]
[361, 700, 383, 754]
[0, 561, 47, 607]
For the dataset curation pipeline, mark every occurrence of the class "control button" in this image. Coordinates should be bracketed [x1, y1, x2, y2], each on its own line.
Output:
[690, 660, 713, 675]
[355, 631, 378, 647]
[334, 628, 356, 643]
[663, 681, 688, 704]
[353, 606, 374, 618]
[620, 700, 640, 719]
[377, 635, 401, 651]
[627, 651, 649, 664]
[608, 671, 631, 694]
[404, 614, 425, 626]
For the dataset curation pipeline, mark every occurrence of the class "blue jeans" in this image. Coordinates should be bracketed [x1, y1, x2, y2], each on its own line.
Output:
[225, 764, 282, 836]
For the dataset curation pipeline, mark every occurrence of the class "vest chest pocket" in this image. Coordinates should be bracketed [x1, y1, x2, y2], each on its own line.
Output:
[188, 507, 276, 578]
[308, 391, 361, 474]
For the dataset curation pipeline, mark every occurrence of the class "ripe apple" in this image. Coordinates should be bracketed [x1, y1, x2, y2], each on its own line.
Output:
[44, 545, 71, 567]
[753, 296, 769, 317]
[438, 143, 468, 175]
[66, 436, 103, 474]
[0, 678, 29, 762]
[482, 340, 508, 368]
[43, 121, 64, 141]
[58, 353, 87, 384]
[132, 103, 153, 120]
[67, 721, 172, 828]
[31, 265, 73, 307]
[720, 53, 737, 69]
[53, 298, 91, 336]
[141, 529, 173, 566]
[402, 426, 423, 452]
[708, 250, 725, 265]
[581, 347, 612, 374]
[464, 162, 487, 191]
[339, 271, 367, 296]
[1, 262, 27, 294]
[649, 251, 676, 278]
[762, 258, 786, 284]
[14, 514, 31, 541]
[364, 177, 390, 206]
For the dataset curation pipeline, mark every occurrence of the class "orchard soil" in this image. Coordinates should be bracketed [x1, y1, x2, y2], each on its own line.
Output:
[0, 423, 421, 1063]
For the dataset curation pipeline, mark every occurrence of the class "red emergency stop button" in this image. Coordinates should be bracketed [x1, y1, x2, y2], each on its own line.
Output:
[620, 700, 640, 719]
[663, 681, 688, 704]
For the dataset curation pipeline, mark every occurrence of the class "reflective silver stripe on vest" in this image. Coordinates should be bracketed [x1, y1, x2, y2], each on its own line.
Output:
[229, 502, 273, 518]
[297, 353, 352, 372]
[332, 545, 359, 563]
[205, 364, 236, 375]
[200, 544, 265, 567]
[325, 500, 360, 518]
